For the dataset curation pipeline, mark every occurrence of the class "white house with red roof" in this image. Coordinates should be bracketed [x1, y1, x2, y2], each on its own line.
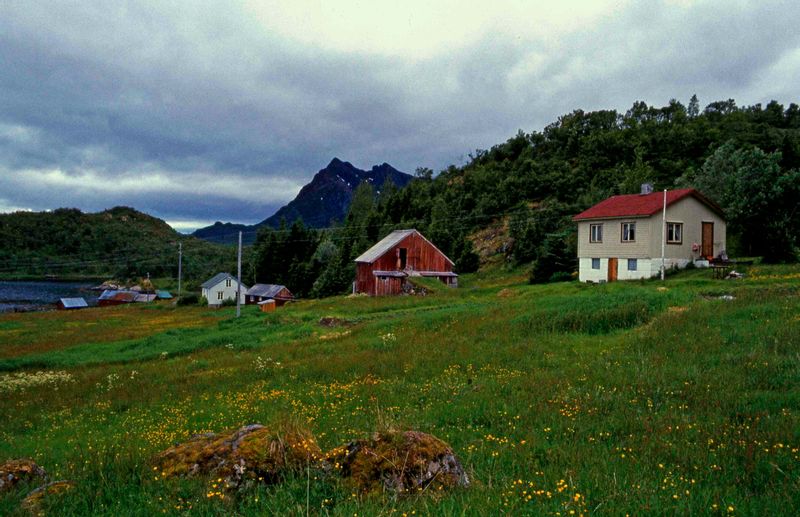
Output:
[573, 187, 726, 282]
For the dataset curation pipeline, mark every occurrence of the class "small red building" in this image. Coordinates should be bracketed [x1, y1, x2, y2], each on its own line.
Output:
[354, 229, 458, 296]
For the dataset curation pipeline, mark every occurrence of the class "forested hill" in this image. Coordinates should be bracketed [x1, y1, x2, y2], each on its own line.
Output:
[192, 158, 412, 244]
[252, 97, 800, 297]
[0, 207, 236, 281]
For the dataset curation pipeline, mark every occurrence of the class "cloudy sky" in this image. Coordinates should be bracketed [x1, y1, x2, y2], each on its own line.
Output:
[1, 1, 798, 231]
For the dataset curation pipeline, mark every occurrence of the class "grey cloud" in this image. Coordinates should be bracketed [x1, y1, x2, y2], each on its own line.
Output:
[0, 1, 798, 229]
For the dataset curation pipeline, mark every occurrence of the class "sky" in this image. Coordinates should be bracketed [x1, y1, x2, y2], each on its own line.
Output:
[1, 0, 798, 232]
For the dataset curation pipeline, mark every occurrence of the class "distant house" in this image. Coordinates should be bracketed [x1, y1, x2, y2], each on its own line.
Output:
[57, 297, 88, 310]
[245, 284, 294, 307]
[573, 187, 726, 282]
[201, 272, 247, 306]
[97, 290, 138, 307]
[354, 229, 458, 296]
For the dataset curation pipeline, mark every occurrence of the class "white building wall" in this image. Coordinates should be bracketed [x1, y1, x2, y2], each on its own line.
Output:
[202, 279, 247, 306]
[577, 195, 726, 283]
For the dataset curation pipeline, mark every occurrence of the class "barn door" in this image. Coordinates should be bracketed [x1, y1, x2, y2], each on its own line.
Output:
[608, 257, 618, 282]
[701, 222, 714, 259]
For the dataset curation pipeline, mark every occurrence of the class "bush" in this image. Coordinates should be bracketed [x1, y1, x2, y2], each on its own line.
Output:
[220, 297, 237, 307]
[198, 296, 208, 306]
[176, 293, 198, 306]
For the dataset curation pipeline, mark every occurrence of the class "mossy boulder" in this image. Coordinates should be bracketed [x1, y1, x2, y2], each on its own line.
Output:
[327, 430, 469, 494]
[0, 459, 47, 492]
[153, 424, 321, 488]
[21, 480, 75, 515]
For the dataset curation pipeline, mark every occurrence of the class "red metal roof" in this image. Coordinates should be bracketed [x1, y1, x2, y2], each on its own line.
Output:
[572, 188, 723, 221]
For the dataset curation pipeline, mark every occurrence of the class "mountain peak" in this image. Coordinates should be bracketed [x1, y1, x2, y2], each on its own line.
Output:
[192, 158, 413, 243]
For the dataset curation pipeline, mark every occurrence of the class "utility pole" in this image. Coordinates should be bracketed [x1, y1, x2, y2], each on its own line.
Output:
[177, 242, 183, 300]
[236, 231, 242, 318]
[660, 189, 667, 281]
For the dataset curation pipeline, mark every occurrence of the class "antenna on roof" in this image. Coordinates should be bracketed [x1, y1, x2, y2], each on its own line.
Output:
[641, 183, 654, 195]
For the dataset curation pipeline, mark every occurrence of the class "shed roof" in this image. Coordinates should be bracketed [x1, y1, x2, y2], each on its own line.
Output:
[99, 290, 137, 302]
[59, 297, 88, 309]
[372, 270, 408, 277]
[156, 290, 173, 299]
[572, 188, 724, 221]
[354, 229, 455, 265]
[246, 284, 292, 299]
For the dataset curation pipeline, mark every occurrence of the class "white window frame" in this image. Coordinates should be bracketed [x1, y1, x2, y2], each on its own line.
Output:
[621, 222, 636, 242]
[217, 291, 223, 300]
[589, 224, 603, 243]
[666, 222, 683, 244]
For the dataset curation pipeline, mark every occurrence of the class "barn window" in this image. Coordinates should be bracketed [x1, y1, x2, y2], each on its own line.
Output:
[666, 222, 683, 244]
[591, 258, 600, 269]
[399, 248, 407, 269]
[621, 222, 636, 242]
[589, 224, 603, 243]
[628, 259, 638, 271]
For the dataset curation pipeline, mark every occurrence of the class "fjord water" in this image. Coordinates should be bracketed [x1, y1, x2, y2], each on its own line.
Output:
[0, 281, 98, 312]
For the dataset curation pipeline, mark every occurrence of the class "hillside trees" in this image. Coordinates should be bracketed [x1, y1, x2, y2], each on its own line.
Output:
[679, 141, 800, 262]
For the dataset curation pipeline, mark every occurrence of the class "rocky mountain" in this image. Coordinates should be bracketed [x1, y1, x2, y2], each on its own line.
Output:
[193, 158, 412, 244]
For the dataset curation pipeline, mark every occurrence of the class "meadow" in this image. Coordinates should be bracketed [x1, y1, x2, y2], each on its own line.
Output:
[1, 265, 799, 515]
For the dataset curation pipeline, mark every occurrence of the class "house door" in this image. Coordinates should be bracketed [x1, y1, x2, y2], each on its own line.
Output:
[608, 257, 618, 282]
[701, 222, 714, 259]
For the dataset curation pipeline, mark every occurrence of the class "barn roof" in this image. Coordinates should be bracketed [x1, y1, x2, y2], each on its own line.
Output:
[59, 297, 88, 309]
[572, 188, 724, 221]
[354, 229, 455, 265]
[201, 272, 236, 289]
[246, 284, 292, 299]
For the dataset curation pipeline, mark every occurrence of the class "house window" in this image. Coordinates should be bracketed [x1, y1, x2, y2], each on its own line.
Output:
[628, 259, 638, 271]
[591, 258, 600, 269]
[217, 291, 223, 300]
[667, 222, 683, 244]
[226, 278, 232, 287]
[589, 224, 603, 243]
[621, 222, 636, 242]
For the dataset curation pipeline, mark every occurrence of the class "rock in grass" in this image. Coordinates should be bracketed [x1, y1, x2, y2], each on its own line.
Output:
[153, 424, 321, 488]
[0, 459, 47, 492]
[327, 430, 469, 494]
[21, 480, 75, 514]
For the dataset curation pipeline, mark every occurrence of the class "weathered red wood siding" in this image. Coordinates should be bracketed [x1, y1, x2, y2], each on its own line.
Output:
[355, 233, 454, 296]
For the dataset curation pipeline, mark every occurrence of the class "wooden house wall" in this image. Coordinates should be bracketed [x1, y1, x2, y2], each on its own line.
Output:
[355, 233, 453, 296]
[369, 233, 453, 273]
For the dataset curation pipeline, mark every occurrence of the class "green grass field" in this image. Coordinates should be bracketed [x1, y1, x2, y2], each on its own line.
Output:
[1, 266, 799, 515]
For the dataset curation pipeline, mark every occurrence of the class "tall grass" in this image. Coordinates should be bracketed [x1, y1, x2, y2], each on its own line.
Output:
[1, 267, 799, 515]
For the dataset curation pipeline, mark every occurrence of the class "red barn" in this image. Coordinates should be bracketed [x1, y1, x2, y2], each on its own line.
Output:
[354, 229, 458, 296]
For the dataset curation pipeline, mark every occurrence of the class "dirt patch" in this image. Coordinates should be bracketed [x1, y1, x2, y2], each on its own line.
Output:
[318, 317, 354, 328]
[497, 288, 515, 298]
[327, 430, 469, 494]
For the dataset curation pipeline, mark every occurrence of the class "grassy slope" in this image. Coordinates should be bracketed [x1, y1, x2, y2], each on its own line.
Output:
[1, 265, 799, 515]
